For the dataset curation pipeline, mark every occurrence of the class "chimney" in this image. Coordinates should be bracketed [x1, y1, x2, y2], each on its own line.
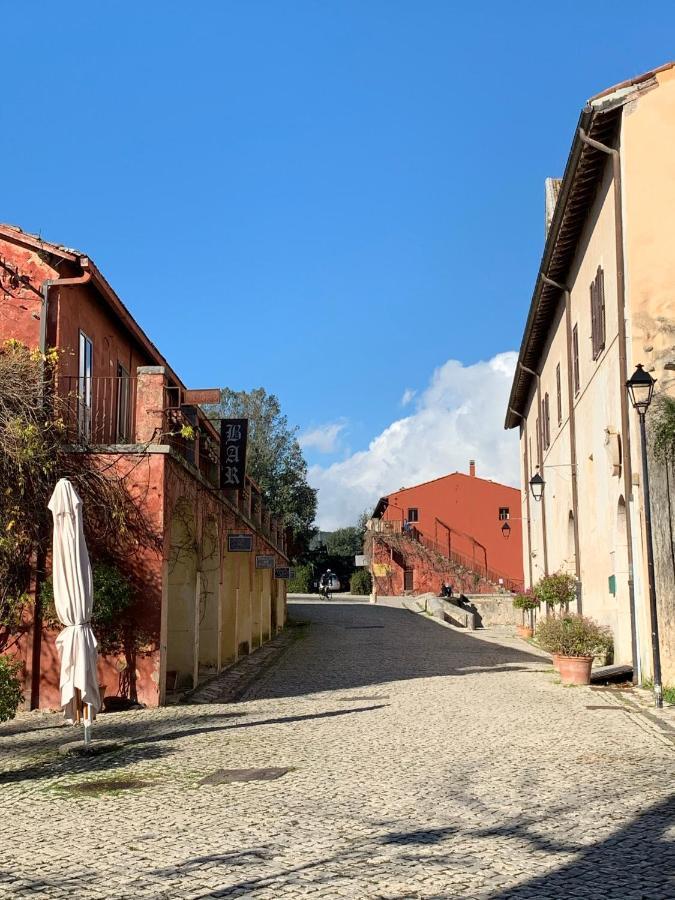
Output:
[469, 460, 476, 477]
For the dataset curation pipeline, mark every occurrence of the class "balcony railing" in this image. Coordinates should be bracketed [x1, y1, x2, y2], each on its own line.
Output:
[56, 374, 286, 554]
[57, 375, 137, 445]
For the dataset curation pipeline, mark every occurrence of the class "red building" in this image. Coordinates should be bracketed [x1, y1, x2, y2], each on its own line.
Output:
[0, 223, 289, 709]
[368, 461, 523, 596]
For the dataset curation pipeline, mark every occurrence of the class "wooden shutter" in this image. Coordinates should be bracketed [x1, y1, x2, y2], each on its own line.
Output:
[597, 266, 605, 354]
[556, 364, 562, 424]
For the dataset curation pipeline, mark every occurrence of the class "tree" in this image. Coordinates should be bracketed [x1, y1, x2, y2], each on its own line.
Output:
[207, 388, 317, 545]
[325, 527, 363, 558]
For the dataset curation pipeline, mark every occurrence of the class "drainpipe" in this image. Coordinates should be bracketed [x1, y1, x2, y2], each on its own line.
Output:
[30, 259, 93, 709]
[520, 362, 549, 576]
[578, 128, 638, 680]
[519, 417, 534, 588]
[541, 273, 582, 611]
[40, 258, 92, 354]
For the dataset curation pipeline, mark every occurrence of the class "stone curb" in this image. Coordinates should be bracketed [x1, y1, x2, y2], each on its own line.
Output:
[181, 626, 301, 705]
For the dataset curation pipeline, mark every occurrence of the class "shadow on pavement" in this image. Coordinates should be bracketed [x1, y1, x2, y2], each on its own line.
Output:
[249, 601, 547, 700]
[155, 793, 675, 899]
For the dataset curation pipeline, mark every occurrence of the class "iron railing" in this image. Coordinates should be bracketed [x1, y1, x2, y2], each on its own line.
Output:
[57, 375, 137, 445]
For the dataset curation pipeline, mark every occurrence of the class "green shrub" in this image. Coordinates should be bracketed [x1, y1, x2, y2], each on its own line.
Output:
[536, 614, 612, 658]
[350, 569, 372, 595]
[41, 562, 133, 656]
[0, 655, 24, 722]
[512, 591, 539, 627]
[534, 572, 577, 610]
[288, 564, 313, 593]
[652, 394, 675, 460]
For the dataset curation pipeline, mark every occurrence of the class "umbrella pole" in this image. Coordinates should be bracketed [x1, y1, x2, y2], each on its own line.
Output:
[83, 701, 92, 746]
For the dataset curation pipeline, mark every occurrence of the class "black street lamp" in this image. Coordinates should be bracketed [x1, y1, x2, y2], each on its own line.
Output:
[626, 363, 663, 708]
[501, 521, 511, 539]
[529, 470, 545, 502]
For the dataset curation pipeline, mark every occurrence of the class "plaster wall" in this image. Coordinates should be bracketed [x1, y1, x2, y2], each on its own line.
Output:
[198, 518, 220, 671]
[166, 501, 198, 686]
[520, 156, 635, 664]
[622, 69, 675, 682]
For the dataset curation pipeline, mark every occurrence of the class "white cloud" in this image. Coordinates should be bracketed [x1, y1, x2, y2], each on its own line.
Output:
[298, 420, 346, 454]
[309, 351, 520, 530]
[400, 388, 417, 406]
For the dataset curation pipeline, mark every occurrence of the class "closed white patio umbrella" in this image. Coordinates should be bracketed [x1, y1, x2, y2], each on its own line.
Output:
[48, 478, 101, 740]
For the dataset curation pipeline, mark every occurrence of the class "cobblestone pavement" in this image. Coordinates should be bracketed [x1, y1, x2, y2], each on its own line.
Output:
[2, 599, 674, 899]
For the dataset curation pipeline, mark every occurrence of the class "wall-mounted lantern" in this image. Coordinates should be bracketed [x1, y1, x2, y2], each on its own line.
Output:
[529, 470, 545, 502]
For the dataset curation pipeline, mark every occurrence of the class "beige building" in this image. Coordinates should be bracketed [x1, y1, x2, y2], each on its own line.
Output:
[505, 64, 675, 684]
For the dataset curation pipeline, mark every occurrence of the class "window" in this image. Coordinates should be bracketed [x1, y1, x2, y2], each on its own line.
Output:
[556, 363, 562, 425]
[590, 266, 606, 360]
[78, 331, 93, 441]
[499, 507, 510, 520]
[116, 362, 131, 443]
[572, 324, 580, 395]
[541, 393, 551, 450]
[407, 508, 419, 522]
[535, 417, 541, 464]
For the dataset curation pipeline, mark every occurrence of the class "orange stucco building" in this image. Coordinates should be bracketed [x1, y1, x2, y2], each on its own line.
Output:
[368, 462, 523, 596]
[0, 223, 289, 709]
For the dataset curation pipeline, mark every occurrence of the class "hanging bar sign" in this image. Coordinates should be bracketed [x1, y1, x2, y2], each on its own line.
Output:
[256, 555, 275, 569]
[228, 533, 253, 552]
[220, 418, 248, 490]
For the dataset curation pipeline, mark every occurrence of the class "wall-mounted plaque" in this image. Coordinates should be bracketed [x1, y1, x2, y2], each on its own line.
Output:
[274, 567, 292, 580]
[228, 533, 253, 552]
[220, 418, 248, 490]
[256, 555, 276, 569]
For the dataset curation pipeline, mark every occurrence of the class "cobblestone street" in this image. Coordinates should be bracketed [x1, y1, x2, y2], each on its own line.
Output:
[2, 599, 674, 899]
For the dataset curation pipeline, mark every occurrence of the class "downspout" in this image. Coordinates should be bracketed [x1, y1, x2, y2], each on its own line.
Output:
[40, 258, 92, 354]
[30, 259, 92, 709]
[541, 273, 582, 611]
[520, 417, 534, 588]
[578, 127, 638, 679]
[520, 362, 549, 575]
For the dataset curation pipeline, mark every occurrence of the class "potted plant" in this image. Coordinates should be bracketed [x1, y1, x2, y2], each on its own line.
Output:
[512, 592, 539, 639]
[536, 614, 612, 685]
[533, 571, 577, 614]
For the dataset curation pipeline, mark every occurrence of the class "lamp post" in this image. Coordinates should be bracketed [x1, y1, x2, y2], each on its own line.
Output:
[501, 521, 511, 539]
[626, 364, 663, 708]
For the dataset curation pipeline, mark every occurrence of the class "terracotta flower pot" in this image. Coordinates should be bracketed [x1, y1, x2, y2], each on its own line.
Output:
[557, 655, 593, 685]
[516, 624, 533, 639]
[551, 654, 562, 671]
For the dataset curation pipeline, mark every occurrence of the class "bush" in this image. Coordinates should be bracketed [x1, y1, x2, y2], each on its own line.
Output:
[0, 655, 24, 722]
[42, 562, 133, 656]
[350, 569, 372, 595]
[534, 572, 577, 610]
[536, 614, 612, 658]
[512, 591, 539, 627]
[288, 564, 313, 593]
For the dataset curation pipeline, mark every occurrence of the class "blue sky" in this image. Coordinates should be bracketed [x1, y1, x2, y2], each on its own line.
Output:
[3, 3, 674, 526]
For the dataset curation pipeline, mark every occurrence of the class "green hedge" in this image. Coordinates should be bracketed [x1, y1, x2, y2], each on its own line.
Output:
[289, 564, 313, 593]
[350, 569, 372, 595]
[0, 656, 23, 722]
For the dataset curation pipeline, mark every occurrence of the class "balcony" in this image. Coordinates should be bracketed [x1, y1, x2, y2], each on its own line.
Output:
[56, 372, 286, 554]
[57, 374, 137, 445]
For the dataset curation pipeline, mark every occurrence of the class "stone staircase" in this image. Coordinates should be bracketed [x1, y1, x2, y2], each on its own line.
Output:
[371, 530, 519, 596]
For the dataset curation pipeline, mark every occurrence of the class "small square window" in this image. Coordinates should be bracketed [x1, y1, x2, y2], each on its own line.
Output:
[499, 507, 510, 520]
[407, 508, 419, 522]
